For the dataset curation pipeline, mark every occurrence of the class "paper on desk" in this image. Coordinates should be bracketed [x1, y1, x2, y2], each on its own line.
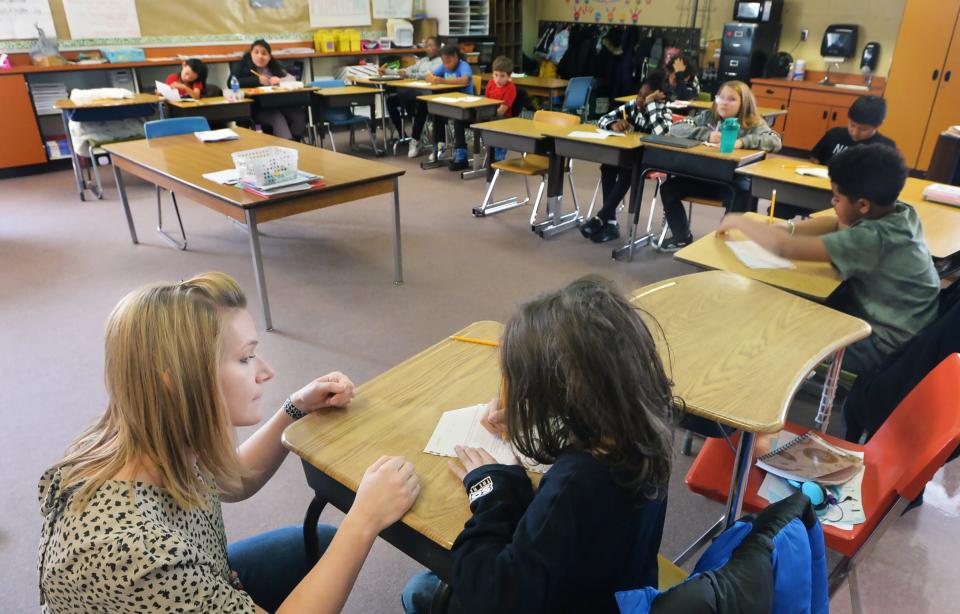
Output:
[278, 80, 304, 90]
[596, 129, 627, 137]
[567, 130, 611, 140]
[725, 240, 796, 269]
[406, 81, 431, 87]
[424, 404, 548, 473]
[795, 166, 830, 179]
[195, 129, 239, 143]
[155, 80, 181, 102]
[758, 432, 866, 530]
[202, 168, 240, 184]
[429, 96, 462, 103]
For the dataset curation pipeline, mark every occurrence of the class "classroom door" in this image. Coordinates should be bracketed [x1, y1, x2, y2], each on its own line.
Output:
[884, 0, 960, 168]
[0, 75, 47, 169]
[917, 15, 960, 171]
[782, 101, 829, 150]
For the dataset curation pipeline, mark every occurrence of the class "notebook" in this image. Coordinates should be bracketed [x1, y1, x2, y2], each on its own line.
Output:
[756, 431, 863, 485]
[640, 134, 701, 148]
[195, 129, 239, 143]
[725, 240, 796, 269]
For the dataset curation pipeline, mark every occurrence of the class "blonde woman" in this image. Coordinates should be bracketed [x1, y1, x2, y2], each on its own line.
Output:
[38, 272, 420, 613]
[657, 80, 783, 251]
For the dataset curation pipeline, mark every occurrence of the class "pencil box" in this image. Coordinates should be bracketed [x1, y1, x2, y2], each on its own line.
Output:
[923, 183, 960, 208]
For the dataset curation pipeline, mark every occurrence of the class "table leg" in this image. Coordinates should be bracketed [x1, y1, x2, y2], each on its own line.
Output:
[157, 101, 165, 119]
[392, 176, 404, 285]
[61, 109, 86, 201]
[244, 208, 273, 331]
[380, 88, 390, 154]
[815, 348, 846, 432]
[612, 164, 654, 262]
[303, 495, 328, 565]
[460, 111, 487, 180]
[724, 431, 755, 527]
[112, 164, 139, 245]
[532, 155, 580, 238]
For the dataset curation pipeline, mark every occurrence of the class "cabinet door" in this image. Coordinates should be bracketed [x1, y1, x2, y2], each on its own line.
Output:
[918, 12, 960, 171]
[884, 0, 960, 168]
[0, 75, 47, 169]
[754, 95, 787, 133]
[782, 101, 830, 150]
[827, 106, 849, 130]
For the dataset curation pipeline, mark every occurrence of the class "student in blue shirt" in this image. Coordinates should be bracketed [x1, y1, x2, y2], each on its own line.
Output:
[425, 44, 474, 171]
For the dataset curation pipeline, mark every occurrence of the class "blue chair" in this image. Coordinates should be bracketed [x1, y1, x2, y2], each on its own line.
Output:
[143, 117, 210, 250]
[308, 79, 377, 153]
[561, 76, 594, 121]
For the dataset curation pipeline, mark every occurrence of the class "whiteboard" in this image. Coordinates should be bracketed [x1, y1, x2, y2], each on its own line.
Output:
[308, 0, 371, 28]
[62, 0, 141, 39]
[0, 0, 57, 40]
[373, 0, 412, 19]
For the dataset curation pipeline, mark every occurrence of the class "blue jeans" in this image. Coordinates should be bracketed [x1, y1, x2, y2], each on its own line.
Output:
[402, 571, 461, 614]
[228, 524, 336, 613]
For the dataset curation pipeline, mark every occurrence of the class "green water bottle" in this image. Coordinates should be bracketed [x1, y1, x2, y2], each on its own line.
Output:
[720, 117, 740, 153]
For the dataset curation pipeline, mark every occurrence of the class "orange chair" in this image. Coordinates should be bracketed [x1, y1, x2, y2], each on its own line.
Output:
[683, 354, 960, 614]
[473, 110, 582, 222]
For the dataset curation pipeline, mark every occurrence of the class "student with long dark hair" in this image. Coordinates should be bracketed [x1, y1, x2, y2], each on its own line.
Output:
[232, 39, 307, 141]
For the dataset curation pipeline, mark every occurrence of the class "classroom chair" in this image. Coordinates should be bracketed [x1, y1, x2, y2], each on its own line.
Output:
[472, 110, 582, 222]
[681, 354, 960, 614]
[143, 117, 210, 250]
[561, 76, 593, 121]
[307, 79, 377, 154]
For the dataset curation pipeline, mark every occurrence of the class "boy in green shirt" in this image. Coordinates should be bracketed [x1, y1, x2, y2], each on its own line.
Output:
[716, 143, 940, 376]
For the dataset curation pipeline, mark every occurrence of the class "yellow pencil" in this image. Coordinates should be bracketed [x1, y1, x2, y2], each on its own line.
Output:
[450, 335, 500, 347]
[250, 69, 262, 78]
[768, 189, 777, 224]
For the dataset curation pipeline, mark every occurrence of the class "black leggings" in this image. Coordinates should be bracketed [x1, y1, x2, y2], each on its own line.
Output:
[659, 175, 754, 237]
[597, 164, 633, 222]
[386, 91, 417, 135]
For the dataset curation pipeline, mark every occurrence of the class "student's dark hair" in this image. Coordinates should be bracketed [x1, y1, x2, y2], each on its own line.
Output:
[440, 44, 461, 59]
[249, 38, 287, 76]
[642, 68, 666, 92]
[425, 36, 440, 47]
[183, 58, 207, 87]
[828, 143, 906, 208]
[492, 55, 513, 74]
[501, 276, 677, 500]
[848, 95, 886, 126]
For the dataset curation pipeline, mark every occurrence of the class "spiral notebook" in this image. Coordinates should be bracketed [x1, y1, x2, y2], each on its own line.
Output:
[755, 431, 862, 485]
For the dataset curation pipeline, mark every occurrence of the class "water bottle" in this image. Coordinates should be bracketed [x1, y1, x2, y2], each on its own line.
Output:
[720, 117, 740, 154]
[793, 59, 806, 81]
[229, 75, 242, 101]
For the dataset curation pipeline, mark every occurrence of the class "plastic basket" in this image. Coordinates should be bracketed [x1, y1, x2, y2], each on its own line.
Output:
[231, 146, 299, 187]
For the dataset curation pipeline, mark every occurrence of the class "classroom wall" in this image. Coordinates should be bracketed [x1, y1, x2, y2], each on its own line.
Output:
[534, 0, 907, 76]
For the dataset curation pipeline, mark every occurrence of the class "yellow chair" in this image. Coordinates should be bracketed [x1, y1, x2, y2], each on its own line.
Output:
[473, 110, 582, 223]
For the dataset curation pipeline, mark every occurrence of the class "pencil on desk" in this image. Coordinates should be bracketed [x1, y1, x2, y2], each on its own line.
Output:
[768, 189, 777, 224]
[450, 335, 500, 348]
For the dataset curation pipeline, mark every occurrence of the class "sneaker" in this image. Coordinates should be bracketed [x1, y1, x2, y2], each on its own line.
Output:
[449, 148, 469, 171]
[656, 232, 694, 252]
[590, 221, 620, 243]
[407, 140, 422, 158]
[428, 150, 437, 163]
[579, 217, 604, 239]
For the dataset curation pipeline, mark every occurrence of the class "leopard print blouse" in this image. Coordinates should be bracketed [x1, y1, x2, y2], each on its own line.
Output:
[38, 467, 255, 612]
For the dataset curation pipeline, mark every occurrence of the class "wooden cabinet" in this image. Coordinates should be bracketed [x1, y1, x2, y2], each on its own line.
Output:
[753, 95, 788, 132]
[884, 0, 960, 171]
[780, 100, 832, 149]
[0, 75, 48, 169]
[491, 0, 523, 67]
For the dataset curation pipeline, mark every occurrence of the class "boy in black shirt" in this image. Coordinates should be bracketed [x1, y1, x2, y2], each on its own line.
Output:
[811, 95, 897, 164]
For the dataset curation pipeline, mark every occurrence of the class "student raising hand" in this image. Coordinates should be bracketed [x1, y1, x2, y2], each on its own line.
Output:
[289, 371, 355, 412]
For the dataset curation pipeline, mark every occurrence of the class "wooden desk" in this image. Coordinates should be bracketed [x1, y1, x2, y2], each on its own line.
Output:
[612, 97, 788, 124]
[283, 320, 513, 582]
[312, 85, 381, 155]
[738, 157, 960, 260]
[55, 94, 163, 201]
[631, 271, 870, 523]
[242, 86, 316, 110]
[674, 212, 842, 301]
[164, 96, 253, 124]
[416, 92, 501, 177]
[102, 128, 405, 331]
[388, 80, 463, 94]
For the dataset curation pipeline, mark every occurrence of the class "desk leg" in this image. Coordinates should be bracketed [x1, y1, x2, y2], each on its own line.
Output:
[244, 209, 273, 331]
[303, 495, 327, 566]
[420, 113, 445, 170]
[61, 110, 86, 202]
[532, 155, 581, 238]
[612, 165, 654, 262]
[460, 113, 487, 180]
[392, 176, 404, 285]
[380, 89, 390, 154]
[112, 164, 139, 245]
[723, 431, 755, 527]
[815, 348, 845, 432]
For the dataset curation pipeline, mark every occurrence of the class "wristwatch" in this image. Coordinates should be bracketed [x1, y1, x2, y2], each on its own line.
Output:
[282, 397, 306, 420]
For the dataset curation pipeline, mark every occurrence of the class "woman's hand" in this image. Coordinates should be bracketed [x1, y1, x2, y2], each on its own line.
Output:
[269, 75, 282, 86]
[351, 456, 420, 532]
[708, 131, 722, 144]
[715, 213, 744, 237]
[377, 64, 386, 75]
[480, 397, 506, 436]
[448, 445, 516, 481]
[290, 371, 355, 413]
[735, 138, 744, 149]
[673, 57, 687, 73]
[257, 74, 271, 86]
[609, 120, 628, 133]
[399, 69, 408, 78]
[425, 73, 440, 83]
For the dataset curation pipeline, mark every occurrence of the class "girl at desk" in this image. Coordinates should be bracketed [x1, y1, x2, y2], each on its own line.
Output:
[165, 58, 207, 100]
[402, 276, 677, 614]
[232, 39, 307, 141]
[657, 80, 782, 251]
[38, 272, 420, 613]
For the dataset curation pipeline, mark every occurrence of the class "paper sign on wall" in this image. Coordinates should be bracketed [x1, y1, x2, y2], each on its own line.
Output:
[63, 0, 141, 39]
[0, 0, 57, 40]
[308, 0, 371, 28]
[373, 0, 412, 19]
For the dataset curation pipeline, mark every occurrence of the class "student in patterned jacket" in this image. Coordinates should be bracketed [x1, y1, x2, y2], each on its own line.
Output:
[580, 69, 673, 244]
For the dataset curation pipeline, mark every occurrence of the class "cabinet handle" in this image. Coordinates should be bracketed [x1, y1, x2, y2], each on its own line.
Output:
[946, 71, 953, 82]
[766, 88, 774, 94]
[933, 68, 940, 80]
[822, 110, 828, 119]
[832, 111, 837, 121]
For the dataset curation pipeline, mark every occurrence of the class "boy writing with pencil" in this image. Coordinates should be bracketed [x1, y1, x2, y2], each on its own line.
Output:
[715, 144, 940, 377]
[485, 55, 518, 162]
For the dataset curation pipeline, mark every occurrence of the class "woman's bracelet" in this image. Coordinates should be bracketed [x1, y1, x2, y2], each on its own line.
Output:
[282, 397, 306, 420]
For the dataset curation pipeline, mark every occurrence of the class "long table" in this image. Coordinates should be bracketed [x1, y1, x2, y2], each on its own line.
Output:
[102, 127, 405, 331]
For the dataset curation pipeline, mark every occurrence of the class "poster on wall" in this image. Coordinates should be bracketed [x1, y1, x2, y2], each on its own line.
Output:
[308, 0, 371, 28]
[0, 0, 58, 39]
[373, 0, 412, 19]
[62, 0, 141, 39]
